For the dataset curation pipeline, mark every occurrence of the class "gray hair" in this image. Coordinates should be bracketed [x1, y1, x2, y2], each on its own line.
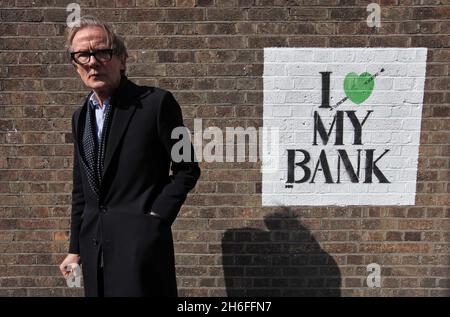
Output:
[65, 15, 128, 74]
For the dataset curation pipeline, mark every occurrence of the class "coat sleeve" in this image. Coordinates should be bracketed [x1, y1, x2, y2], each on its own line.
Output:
[151, 91, 201, 225]
[69, 111, 85, 254]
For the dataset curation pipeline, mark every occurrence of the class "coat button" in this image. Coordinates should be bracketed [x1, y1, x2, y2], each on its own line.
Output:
[92, 238, 98, 246]
[99, 205, 107, 214]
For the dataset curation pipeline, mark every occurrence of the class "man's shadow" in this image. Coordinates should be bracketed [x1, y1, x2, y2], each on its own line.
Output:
[222, 209, 341, 296]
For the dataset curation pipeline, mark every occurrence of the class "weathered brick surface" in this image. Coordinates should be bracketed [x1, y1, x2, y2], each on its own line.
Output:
[0, 1, 449, 297]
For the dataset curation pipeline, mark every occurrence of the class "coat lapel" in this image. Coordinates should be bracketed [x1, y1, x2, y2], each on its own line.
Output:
[101, 100, 137, 179]
[101, 77, 143, 180]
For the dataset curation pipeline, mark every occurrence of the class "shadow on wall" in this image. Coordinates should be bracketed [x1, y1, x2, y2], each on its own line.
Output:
[221, 208, 341, 296]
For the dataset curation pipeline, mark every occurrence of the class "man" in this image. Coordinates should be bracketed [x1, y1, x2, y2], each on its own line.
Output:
[59, 16, 200, 297]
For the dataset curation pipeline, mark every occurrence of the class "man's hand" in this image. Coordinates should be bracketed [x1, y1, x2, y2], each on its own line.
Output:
[59, 253, 81, 279]
[147, 214, 162, 242]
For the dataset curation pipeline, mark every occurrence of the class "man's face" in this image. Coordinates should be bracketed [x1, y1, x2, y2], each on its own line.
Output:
[70, 26, 125, 95]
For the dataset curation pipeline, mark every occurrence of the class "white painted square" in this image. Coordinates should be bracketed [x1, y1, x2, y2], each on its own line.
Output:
[262, 48, 427, 206]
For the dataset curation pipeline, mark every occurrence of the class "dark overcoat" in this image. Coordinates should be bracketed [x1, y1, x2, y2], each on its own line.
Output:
[69, 76, 200, 297]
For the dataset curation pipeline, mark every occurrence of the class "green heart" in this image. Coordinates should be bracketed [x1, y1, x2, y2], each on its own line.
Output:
[343, 72, 375, 104]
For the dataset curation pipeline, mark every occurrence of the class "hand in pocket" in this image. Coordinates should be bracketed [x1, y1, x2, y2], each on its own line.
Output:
[146, 214, 162, 244]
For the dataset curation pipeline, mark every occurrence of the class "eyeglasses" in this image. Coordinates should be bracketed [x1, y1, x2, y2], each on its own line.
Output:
[70, 49, 113, 65]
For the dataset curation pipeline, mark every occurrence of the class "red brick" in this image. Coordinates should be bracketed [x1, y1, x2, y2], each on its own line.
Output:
[207, 8, 246, 21]
[2, 9, 43, 22]
[412, 35, 449, 48]
[207, 36, 247, 49]
[249, 8, 288, 21]
[124, 8, 166, 23]
[206, 91, 245, 104]
[156, 0, 174, 5]
[369, 36, 410, 47]
[167, 37, 205, 49]
[330, 36, 366, 47]
[412, 7, 450, 20]
[167, 8, 204, 21]
[197, 0, 214, 5]
[291, 8, 328, 20]
[207, 64, 247, 76]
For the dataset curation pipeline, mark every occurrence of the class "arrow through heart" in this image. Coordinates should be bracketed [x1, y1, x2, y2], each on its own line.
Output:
[329, 68, 385, 110]
[344, 72, 375, 104]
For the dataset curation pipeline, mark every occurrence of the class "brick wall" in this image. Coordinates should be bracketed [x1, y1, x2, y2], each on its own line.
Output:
[0, 0, 449, 296]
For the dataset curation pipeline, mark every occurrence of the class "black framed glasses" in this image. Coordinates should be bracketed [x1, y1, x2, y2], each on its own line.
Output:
[70, 49, 113, 65]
